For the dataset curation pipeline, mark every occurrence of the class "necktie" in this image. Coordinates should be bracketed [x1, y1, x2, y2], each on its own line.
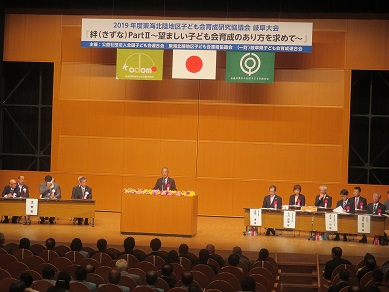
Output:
[343, 201, 346, 209]
[82, 187, 85, 196]
[373, 203, 377, 213]
[355, 197, 359, 208]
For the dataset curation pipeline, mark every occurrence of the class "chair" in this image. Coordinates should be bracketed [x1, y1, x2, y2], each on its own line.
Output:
[249, 273, 273, 292]
[207, 258, 221, 273]
[30, 279, 55, 291]
[96, 265, 112, 283]
[106, 247, 121, 259]
[359, 271, 373, 288]
[92, 252, 113, 266]
[212, 271, 240, 291]
[0, 277, 17, 291]
[65, 251, 86, 264]
[255, 282, 267, 292]
[156, 277, 171, 291]
[133, 249, 147, 260]
[39, 249, 60, 262]
[98, 283, 129, 291]
[266, 256, 279, 272]
[251, 261, 277, 277]
[24, 269, 43, 281]
[119, 274, 138, 290]
[220, 266, 244, 283]
[30, 244, 47, 256]
[12, 248, 34, 261]
[167, 288, 188, 292]
[144, 255, 166, 270]
[22, 255, 45, 269]
[54, 245, 71, 257]
[191, 264, 215, 280]
[0, 254, 18, 269]
[159, 250, 169, 259]
[0, 268, 11, 280]
[5, 243, 18, 254]
[79, 257, 102, 269]
[137, 261, 157, 273]
[0, 248, 7, 255]
[206, 280, 235, 292]
[34, 262, 58, 275]
[191, 270, 211, 289]
[117, 253, 140, 268]
[175, 279, 201, 288]
[355, 259, 365, 271]
[70, 281, 91, 292]
[128, 267, 146, 281]
[380, 259, 389, 268]
[86, 272, 106, 288]
[339, 286, 351, 292]
[132, 286, 156, 292]
[171, 263, 185, 280]
[64, 264, 81, 279]
[248, 267, 275, 285]
[50, 256, 73, 271]
[178, 256, 192, 271]
[82, 246, 96, 255]
[331, 264, 356, 281]
[7, 261, 29, 278]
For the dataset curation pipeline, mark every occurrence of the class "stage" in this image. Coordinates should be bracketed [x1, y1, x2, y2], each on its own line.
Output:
[2, 212, 388, 261]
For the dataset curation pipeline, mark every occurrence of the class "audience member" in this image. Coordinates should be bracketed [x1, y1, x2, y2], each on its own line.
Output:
[356, 256, 377, 281]
[55, 271, 71, 290]
[69, 237, 89, 258]
[167, 249, 179, 264]
[117, 236, 143, 261]
[181, 272, 194, 290]
[99, 269, 129, 292]
[160, 263, 178, 288]
[146, 238, 168, 262]
[41, 264, 57, 285]
[256, 248, 270, 262]
[19, 237, 31, 249]
[143, 270, 164, 292]
[230, 246, 251, 270]
[90, 238, 114, 259]
[45, 238, 56, 250]
[115, 259, 142, 285]
[46, 287, 67, 292]
[19, 272, 38, 292]
[328, 269, 350, 292]
[0, 232, 12, 254]
[196, 249, 217, 274]
[323, 247, 351, 280]
[85, 264, 96, 274]
[187, 284, 202, 292]
[348, 286, 362, 292]
[9, 280, 26, 292]
[241, 275, 256, 291]
[71, 266, 96, 292]
[205, 244, 224, 268]
[364, 269, 385, 292]
[178, 243, 197, 267]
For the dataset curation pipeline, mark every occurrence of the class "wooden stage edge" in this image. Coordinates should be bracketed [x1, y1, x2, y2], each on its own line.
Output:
[2, 211, 388, 260]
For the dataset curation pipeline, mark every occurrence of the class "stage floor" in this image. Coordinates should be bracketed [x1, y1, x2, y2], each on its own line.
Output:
[2, 212, 388, 260]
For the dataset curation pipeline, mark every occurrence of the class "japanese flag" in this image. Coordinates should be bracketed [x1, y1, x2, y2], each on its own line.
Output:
[172, 50, 217, 80]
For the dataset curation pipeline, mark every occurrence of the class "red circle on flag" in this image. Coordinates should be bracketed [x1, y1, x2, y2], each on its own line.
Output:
[186, 56, 203, 73]
[151, 66, 157, 72]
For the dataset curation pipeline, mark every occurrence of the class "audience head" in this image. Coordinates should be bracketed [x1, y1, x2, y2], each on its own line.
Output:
[167, 249, 179, 263]
[47, 287, 67, 292]
[55, 271, 70, 290]
[161, 264, 174, 277]
[232, 246, 242, 256]
[181, 272, 193, 286]
[348, 286, 362, 292]
[42, 265, 56, 280]
[198, 249, 210, 264]
[70, 238, 83, 252]
[123, 236, 135, 251]
[179, 243, 189, 254]
[365, 257, 377, 271]
[96, 238, 108, 251]
[150, 238, 162, 251]
[75, 266, 88, 281]
[339, 269, 350, 281]
[228, 253, 240, 266]
[0, 232, 5, 245]
[146, 270, 158, 285]
[9, 280, 26, 292]
[108, 269, 121, 284]
[241, 275, 256, 291]
[44, 175, 53, 183]
[205, 244, 215, 254]
[115, 259, 128, 272]
[363, 253, 375, 264]
[19, 272, 34, 288]
[19, 237, 30, 249]
[258, 248, 269, 261]
[331, 246, 342, 258]
[85, 264, 95, 274]
[45, 238, 56, 250]
[187, 284, 202, 292]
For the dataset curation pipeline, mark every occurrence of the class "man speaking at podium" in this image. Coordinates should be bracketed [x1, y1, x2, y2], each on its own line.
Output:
[153, 167, 177, 191]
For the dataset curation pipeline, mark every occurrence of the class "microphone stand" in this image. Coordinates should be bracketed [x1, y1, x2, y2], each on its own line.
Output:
[308, 213, 315, 240]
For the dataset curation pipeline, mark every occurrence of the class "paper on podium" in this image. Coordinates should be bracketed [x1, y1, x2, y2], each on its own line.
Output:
[332, 206, 344, 214]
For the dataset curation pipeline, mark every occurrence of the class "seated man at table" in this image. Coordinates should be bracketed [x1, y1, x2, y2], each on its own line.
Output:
[2, 178, 19, 223]
[360, 192, 387, 243]
[262, 185, 282, 236]
[314, 185, 332, 208]
[14, 175, 31, 225]
[384, 190, 389, 211]
[71, 176, 92, 225]
[153, 167, 177, 191]
[333, 189, 355, 241]
[353, 186, 367, 211]
[288, 184, 306, 207]
[39, 175, 61, 224]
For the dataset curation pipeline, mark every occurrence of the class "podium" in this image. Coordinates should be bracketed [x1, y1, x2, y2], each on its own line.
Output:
[121, 194, 198, 236]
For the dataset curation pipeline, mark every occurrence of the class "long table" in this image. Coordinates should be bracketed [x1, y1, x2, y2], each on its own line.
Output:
[244, 208, 388, 236]
[0, 198, 96, 226]
[121, 194, 198, 236]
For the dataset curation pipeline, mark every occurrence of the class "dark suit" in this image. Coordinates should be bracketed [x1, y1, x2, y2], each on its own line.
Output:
[314, 194, 332, 208]
[72, 185, 92, 225]
[39, 182, 61, 224]
[262, 195, 282, 235]
[353, 196, 367, 210]
[14, 183, 29, 198]
[323, 257, 352, 280]
[288, 194, 305, 206]
[336, 199, 355, 214]
[328, 281, 349, 292]
[2, 185, 18, 223]
[366, 202, 386, 215]
[153, 177, 177, 191]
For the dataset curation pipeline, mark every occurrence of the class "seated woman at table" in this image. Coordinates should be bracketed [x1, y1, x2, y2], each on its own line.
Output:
[288, 184, 306, 207]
